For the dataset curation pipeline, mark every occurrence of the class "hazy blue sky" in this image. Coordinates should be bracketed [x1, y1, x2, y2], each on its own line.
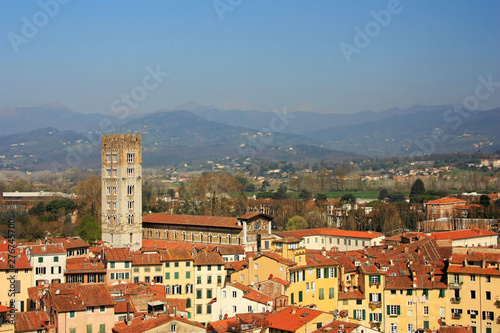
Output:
[1, 1, 499, 114]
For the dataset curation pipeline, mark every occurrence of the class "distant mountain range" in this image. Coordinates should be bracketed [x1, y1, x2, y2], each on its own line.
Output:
[0, 102, 498, 170]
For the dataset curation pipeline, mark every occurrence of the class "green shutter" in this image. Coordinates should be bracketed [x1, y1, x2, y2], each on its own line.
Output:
[87, 325, 92, 333]
[329, 287, 335, 299]
[324, 268, 329, 278]
[319, 288, 324, 300]
[316, 269, 320, 279]
[424, 321, 429, 329]
[370, 313, 373, 322]
[362, 309, 366, 320]
[439, 289, 445, 298]
[387, 305, 390, 315]
[299, 291, 303, 302]
[377, 275, 381, 283]
[472, 327, 476, 333]
[125, 272, 129, 279]
[397, 305, 401, 315]
[407, 289, 413, 295]
[186, 271, 191, 279]
[110, 273, 114, 280]
[99, 324, 105, 333]
[334, 267, 337, 278]
[174, 272, 179, 279]
[165, 272, 170, 280]
[291, 293, 294, 304]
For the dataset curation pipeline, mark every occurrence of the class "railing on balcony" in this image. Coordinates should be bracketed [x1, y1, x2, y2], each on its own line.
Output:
[448, 282, 462, 289]
[450, 297, 461, 304]
[369, 301, 382, 309]
[452, 313, 461, 319]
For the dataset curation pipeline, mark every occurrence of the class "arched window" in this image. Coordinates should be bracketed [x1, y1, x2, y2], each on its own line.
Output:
[182, 232, 186, 241]
[156, 231, 160, 239]
[130, 233, 133, 243]
[185, 298, 192, 308]
[209, 234, 212, 243]
[173, 231, 177, 240]
[185, 284, 193, 294]
[218, 234, 222, 244]
[165, 285, 171, 295]
[165, 230, 169, 239]
[191, 233, 194, 241]
[228, 234, 231, 244]
[200, 233, 203, 242]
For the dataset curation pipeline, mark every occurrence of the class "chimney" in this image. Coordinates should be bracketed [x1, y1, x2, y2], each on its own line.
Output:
[126, 302, 132, 326]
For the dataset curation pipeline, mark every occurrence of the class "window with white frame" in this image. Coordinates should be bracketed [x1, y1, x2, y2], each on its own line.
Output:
[112, 153, 117, 162]
[113, 201, 117, 210]
[298, 270, 304, 281]
[128, 214, 134, 224]
[112, 168, 117, 177]
[423, 306, 429, 315]
[232, 291, 237, 298]
[311, 281, 316, 292]
[440, 307, 445, 316]
[128, 200, 134, 210]
[390, 324, 398, 333]
[389, 305, 398, 316]
[113, 186, 117, 195]
[470, 275, 476, 281]
[127, 152, 135, 163]
[107, 186, 111, 195]
[171, 324, 176, 333]
[407, 324, 413, 333]
[240, 274, 244, 282]
[127, 167, 135, 177]
[106, 168, 111, 177]
[106, 153, 111, 163]
[232, 306, 237, 313]
[306, 282, 310, 292]
[355, 309, 363, 320]
[329, 267, 336, 278]
[309, 267, 313, 275]
[107, 201, 111, 210]
[371, 313, 381, 322]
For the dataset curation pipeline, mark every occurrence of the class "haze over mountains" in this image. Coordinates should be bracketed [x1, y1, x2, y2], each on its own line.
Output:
[0, 102, 498, 170]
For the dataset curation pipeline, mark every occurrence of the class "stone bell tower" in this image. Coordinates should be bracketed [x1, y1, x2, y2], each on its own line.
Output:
[101, 134, 142, 250]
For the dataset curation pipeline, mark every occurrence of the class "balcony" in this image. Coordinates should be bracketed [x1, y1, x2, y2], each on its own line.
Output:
[369, 301, 382, 309]
[450, 297, 461, 304]
[452, 313, 461, 319]
[448, 282, 462, 289]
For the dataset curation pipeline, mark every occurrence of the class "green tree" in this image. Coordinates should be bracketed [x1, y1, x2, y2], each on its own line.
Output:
[388, 193, 406, 203]
[76, 214, 101, 243]
[273, 185, 289, 200]
[286, 215, 308, 230]
[479, 194, 490, 207]
[410, 179, 425, 198]
[378, 189, 389, 201]
[298, 189, 313, 200]
[315, 193, 328, 203]
[341, 193, 356, 204]
[29, 202, 46, 216]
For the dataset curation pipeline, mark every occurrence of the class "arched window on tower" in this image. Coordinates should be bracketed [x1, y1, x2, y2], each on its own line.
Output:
[200, 233, 203, 242]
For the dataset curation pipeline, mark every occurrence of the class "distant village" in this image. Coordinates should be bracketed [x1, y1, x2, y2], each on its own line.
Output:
[0, 134, 499, 333]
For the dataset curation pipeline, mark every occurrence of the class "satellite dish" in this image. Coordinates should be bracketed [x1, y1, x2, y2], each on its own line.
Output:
[151, 281, 155, 285]
[56, 290, 60, 295]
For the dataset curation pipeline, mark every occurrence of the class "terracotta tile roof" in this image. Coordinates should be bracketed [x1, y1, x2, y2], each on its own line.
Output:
[447, 265, 500, 276]
[193, 251, 224, 266]
[29, 244, 66, 255]
[14, 311, 52, 332]
[65, 257, 105, 273]
[358, 264, 382, 275]
[160, 249, 194, 262]
[304, 251, 338, 268]
[270, 276, 290, 286]
[142, 213, 242, 229]
[48, 283, 115, 312]
[385, 276, 413, 289]
[275, 228, 383, 240]
[426, 197, 466, 205]
[438, 326, 473, 333]
[247, 251, 296, 266]
[338, 288, 365, 300]
[243, 289, 274, 305]
[208, 317, 241, 333]
[113, 314, 204, 333]
[266, 306, 326, 332]
[47, 236, 90, 249]
[216, 244, 245, 255]
[114, 298, 136, 314]
[133, 252, 162, 266]
[0, 250, 32, 270]
[430, 228, 498, 240]
[311, 320, 359, 333]
[0, 304, 11, 312]
[226, 259, 248, 272]
[104, 248, 133, 262]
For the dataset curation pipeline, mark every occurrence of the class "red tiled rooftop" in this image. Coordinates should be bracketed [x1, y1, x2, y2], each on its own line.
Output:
[15, 311, 51, 332]
[0, 251, 32, 270]
[338, 288, 364, 300]
[133, 252, 162, 266]
[114, 298, 136, 314]
[29, 244, 66, 255]
[426, 197, 466, 205]
[430, 229, 497, 240]
[276, 228, 383, 240]
[65, 257, 105, 273]
[143, 213, 242, 229]
[113, 314, 204, 333]
[266, 306, 325, 331]
[48, 236, 90, 249]
[104, 247, 133, 262]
